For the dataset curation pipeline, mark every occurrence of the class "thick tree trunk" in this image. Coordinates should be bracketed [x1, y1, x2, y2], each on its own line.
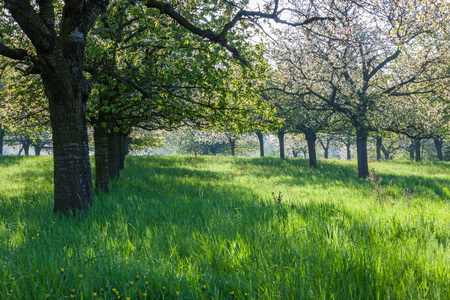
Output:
[376, 137, 382, 161]
[356, 128, 369, 178]
[434, 137, 443, 161]
[305, 132, 317, 168]
[0, 128, 4, 155]
[256, 131, 264, 157]
[415, 139, 421, 162]
[108, 131, 120, 179]
[94, 125, 110, 192]
[3, 2, 107, 214]
[277, 130, 285, 159]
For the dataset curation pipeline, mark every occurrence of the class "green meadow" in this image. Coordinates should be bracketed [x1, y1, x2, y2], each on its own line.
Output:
[1, 155, 450, 299]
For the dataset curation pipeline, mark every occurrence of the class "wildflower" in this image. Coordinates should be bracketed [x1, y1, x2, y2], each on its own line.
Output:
[162, 287, 166, 292]
[60, 268, 64, 274]
[202, 285, 207, 291]
[135, 275, 140, 281]
[244, 293, 249, 297]
[136, 260, 140, 263]
[112, 288, 117, 294]
[78, 274, 83, 280]
[176, 291, 180, 297]
[143, 293, 147, 297]
[71, 289, 75, 294]
[145, 281, 148, 286]
[126, 298, 131, 300]
[130, 281, 134, 286]
[45, 294, 50, 299]
[231, 291, 235, 297]
[93, 292, 97, 297]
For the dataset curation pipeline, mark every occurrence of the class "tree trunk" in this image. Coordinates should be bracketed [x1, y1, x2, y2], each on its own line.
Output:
[376, 137, 382, 161]
[305, 132, 317, 168]
[356, 128, 369, 178]
[381, 146, 389, 160]
[0, 127, 4, 155]
[319, 139, 329, 159]
[324, 147, 329, 159]
[108, 131, 120, 179]
[434, 137, 443, 161]
[292, 150, 298, 158]
[4, 0, 107, 214]
[409, 140, 415, 161]
[23, 139, 30, 156]
[230, 140, 236, 156]
[118, 133, 126, 170]
[34, 145, 42, 156]
[277, 130, 285, 159]
[94, 125, 110, 192]
[415, 139, 421, 162]
[256, 131, 264, 157]
[346, 143, 351, 160]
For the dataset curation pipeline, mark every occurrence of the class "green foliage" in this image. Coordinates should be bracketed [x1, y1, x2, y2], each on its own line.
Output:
[1, 156, 450, 299]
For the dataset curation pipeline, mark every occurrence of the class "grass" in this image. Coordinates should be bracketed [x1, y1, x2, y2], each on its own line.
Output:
[0, 155, 450, 299]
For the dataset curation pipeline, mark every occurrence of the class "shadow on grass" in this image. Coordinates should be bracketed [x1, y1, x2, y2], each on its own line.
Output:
[0, 155, 28, 167]
[1, 155, 449, 298]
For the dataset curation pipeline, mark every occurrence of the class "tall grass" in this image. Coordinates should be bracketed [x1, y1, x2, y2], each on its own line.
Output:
[0, 155, 449, 299]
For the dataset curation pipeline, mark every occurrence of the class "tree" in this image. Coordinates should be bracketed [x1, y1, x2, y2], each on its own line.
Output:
[0, 0, 330, 213]
[381, 96, 449, 161]
[272, 0, 450, 177]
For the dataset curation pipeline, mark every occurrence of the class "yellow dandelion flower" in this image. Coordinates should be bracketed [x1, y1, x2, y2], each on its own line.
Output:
[143, 293, 147, 297]
[93, 292, 97, 297]
[231, 291, 235, 297]
[135, 275, 140, 280]
[60, 268, 64, 273]
[176, 291, 180, 296]
[45, 294, 50, 299]
[78, 274, 83, 279]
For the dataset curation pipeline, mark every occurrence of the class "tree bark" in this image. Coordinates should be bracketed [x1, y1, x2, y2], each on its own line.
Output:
[292, 150, 298, 158]
[376, 137, 382, 161]
[434, 136, 443, 161]
[94, 125, 110, 192]
[305, 132, 317, 168]
[277, 130, 285, 159]
[256, 131, 264, 157]
[415, 139, 421, 162]
[356, 128, 369, 178]
[108, 131, 120, 179]
[3, 1, 107, 214]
